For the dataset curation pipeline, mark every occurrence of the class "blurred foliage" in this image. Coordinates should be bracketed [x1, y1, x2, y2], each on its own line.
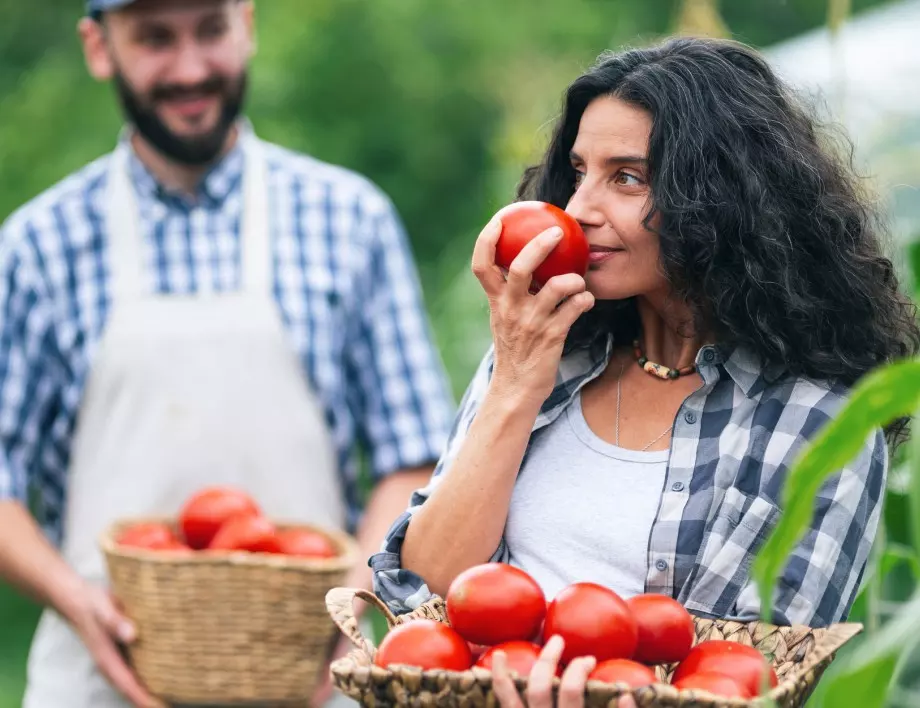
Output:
[0, 0, 915, 706]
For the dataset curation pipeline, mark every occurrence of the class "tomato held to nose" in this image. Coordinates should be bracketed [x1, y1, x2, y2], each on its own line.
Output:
[493, 201, 589, 290]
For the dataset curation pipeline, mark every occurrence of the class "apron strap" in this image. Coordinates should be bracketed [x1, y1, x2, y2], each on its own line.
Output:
[105, 142, 147, 303]
[104, 127, 273, 301]
[239, 134, 272, 296]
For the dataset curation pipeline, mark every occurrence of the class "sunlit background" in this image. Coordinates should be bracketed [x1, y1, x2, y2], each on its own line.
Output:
[1, 1, 919, 706]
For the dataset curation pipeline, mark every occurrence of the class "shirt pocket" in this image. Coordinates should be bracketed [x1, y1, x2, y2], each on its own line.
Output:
[681, 486, 781, 618]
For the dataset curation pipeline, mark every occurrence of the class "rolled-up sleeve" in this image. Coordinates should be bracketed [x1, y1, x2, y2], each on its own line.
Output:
[732, 426, 887, 627]
[345, 196, 456, 481]
[370, 346, 510, 615]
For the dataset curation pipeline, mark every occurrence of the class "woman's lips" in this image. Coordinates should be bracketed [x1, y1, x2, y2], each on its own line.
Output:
[588, 246, 624, 263]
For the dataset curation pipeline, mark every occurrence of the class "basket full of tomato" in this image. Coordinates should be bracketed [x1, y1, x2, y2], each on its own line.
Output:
[325, 563, 862, 708]
[99, 486, 359, 706]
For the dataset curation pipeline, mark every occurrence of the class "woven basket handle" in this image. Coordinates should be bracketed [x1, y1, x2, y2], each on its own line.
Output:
[325, 587, 397, 659]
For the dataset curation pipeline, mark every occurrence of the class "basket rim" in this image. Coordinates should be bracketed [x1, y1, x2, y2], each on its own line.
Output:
[329, 659, 770, 706]
[327, 589, 864, 706]
[100, 515, 360, 570]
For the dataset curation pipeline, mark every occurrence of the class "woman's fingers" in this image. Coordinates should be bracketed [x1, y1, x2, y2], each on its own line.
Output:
[471, 217, 506, 297]
[532, 273, 588, 314]
[548, 291, 596, 341]
[558, 656, 596, 708]
[490, 651, 525, 708]
[505, 227, 563, 297]
[525, 635, 565, 708]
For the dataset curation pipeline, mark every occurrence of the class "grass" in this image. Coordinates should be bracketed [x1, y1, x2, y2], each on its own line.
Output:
[0, 584, 39, 708]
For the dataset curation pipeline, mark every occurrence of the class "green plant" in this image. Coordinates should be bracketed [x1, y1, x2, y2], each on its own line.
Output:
[753, 356, 920, 706]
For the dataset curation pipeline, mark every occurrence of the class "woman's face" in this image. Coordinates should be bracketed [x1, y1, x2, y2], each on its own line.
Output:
[565, 96, 668, 301]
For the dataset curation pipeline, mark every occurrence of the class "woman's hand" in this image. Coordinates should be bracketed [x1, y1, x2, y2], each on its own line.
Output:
[471, 217, 595, 409]
[490, 635, 638, 708]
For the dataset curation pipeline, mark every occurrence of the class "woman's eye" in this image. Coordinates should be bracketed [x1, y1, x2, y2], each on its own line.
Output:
[614, 171, 643, 186]
[573, 170, 586, 187]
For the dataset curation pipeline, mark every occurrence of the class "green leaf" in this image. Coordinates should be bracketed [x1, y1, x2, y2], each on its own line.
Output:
[881, 545, 920, 581]
[822, 654, 899, 708]
[818, 592, 920, 708]
[911, 412, 920, 566]
[753, 358, 920, 624]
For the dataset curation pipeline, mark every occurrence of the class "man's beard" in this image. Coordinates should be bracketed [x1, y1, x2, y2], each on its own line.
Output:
[113, 69, 248, 167]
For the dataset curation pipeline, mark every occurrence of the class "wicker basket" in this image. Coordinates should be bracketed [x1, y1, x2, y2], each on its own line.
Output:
[325, 588, 863, 708]
[101, 517, 359, 706]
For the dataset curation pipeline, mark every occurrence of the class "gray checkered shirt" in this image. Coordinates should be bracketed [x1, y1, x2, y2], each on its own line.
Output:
[371, 334, 887, 628]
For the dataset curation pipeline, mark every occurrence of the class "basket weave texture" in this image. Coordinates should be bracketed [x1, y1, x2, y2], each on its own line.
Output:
[101, 517, 359, 706]
[326, 588, 863, 708]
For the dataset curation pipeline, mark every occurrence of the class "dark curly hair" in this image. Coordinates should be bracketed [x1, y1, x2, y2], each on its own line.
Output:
[516, 36, 919, 449]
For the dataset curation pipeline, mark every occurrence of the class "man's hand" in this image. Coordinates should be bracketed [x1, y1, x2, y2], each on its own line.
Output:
[68, 582, 165, 708]
[0, 502, 162, 707]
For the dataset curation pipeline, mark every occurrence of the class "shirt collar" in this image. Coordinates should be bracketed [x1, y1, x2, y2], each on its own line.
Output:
[702, 342, 787, 397]
[115, 118, 253, 208]
[563, 334, 788, 402]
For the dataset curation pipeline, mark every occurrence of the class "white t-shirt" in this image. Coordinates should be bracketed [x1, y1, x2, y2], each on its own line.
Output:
[505, 391, 669, 600]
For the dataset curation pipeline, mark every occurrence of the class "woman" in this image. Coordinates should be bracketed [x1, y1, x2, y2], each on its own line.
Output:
[371, 36, 919, 706]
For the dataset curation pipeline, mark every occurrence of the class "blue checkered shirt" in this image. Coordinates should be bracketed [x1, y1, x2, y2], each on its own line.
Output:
[371, 336, 888, 628]
[0, 127, 455, 543]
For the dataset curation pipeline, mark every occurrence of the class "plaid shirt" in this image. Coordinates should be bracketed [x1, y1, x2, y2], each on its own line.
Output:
[371, 335, 888, 628]
[0, 123, 455, 543]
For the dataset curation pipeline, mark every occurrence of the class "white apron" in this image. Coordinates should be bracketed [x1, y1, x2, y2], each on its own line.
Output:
[23, 131, 348, 707]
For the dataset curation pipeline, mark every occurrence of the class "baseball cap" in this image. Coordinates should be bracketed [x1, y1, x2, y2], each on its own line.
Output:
[86, 0, 137, 17]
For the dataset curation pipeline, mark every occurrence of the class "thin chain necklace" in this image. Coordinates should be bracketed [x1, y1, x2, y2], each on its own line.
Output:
[614, 363, 673, 452]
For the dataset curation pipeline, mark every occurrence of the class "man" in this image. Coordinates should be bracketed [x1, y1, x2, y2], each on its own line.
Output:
[0, 1, 454, 706]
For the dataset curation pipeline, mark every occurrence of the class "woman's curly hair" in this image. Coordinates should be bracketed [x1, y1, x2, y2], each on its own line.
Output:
[516, 36, 920, 448]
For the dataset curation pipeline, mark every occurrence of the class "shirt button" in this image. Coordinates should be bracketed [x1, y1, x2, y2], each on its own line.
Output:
[655, 559, 669, 572]
[703, 349, 716, 363]
[671, 481, 685, 492]
[684, 411, 697, 424]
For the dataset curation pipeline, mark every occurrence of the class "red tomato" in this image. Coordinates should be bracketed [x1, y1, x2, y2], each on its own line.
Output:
[374, 619, 473, 672]
[446, 563, 546, 646]
[468, 642, 490, 663]
[588, 659, 658, 689]
[275, 528, 338, 558]
[117, 522, 179, 550]
[208, 515, 281, 553]
[625, 594, 695, 665]
[544, 582, 638, 666]
[159, 540, 194, 555]
[476, 641, 542, 677]
[672, 671, 751, 698]
[671, 640, 778, 697]
[493, 201, 589, 290]
[179, 487, 261, 549]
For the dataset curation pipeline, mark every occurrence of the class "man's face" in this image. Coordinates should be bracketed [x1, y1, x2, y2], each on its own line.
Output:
[81, 0, 255, 165]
